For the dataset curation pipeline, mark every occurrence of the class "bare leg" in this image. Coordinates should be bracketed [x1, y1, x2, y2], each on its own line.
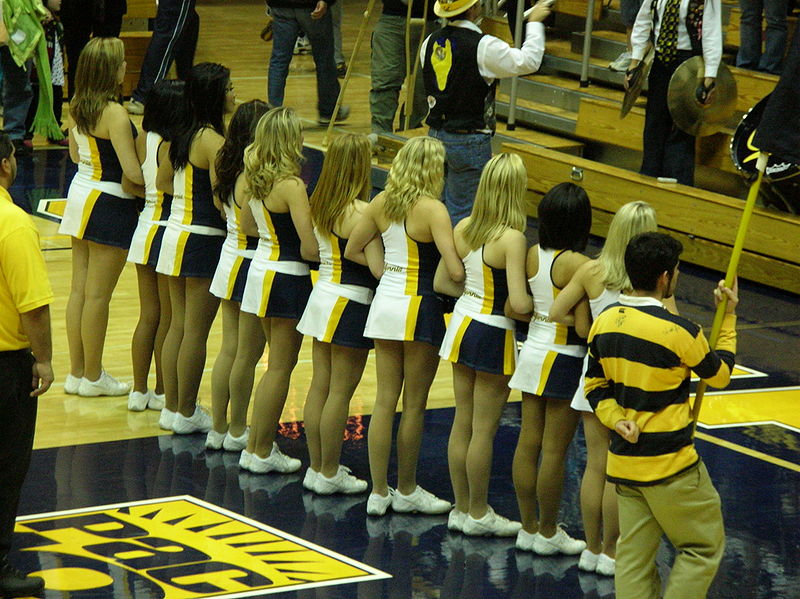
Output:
[537, 399, 580, 537]
[131, 263, 160, 393]
[467, 371, 511, 518]
[82, 241, 127, 381]
[319, 344, 369, 477]
[153, 274, 172, 395]
[396, 341, 439, 495]
[304, 340, 331, 472]
[513, 392, 546, 533]
[161, 277, 186, 413]
[177, 276, 220, 416]
[581, 411, 611, 554]
[210, 299, 240, 433]
[66, 237, 89, 377]
[228, 310, 266, 437]
[247, 317, 303, 458]
[448, 363, 475, 514]
[368, 339, 404, 496]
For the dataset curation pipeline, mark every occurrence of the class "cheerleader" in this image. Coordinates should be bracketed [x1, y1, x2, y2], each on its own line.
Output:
[549, 201, 671, 576]
[297, 133, 379, 494]
[238, 107, 319, 474]
[508, 182, 591, 555]
[206, 99, 270, 451]
[60, 37, 144, 397]
[435, 153, 532, 536]
[126, 80, 184, 412]
[155, 63, 236, 433]
[345, 136, 464, 516]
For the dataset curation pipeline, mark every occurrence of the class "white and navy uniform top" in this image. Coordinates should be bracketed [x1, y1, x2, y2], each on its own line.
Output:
[440, 246, 517, 375]
[297, 228, 378, 349]
[156, 161, 226, 278]
[128, 131, 173, 266]
[60, 122, 140, 249]
[571, 287, 620, 412]
[209, 195, 260, 303]
[509, 247, 588, 399]
[364, 221, 446, 346]
[240, 201, 312, 319]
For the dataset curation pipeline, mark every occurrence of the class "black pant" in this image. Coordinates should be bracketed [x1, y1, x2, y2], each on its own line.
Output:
[0, 349, 37, 560]
[641, 52, 697, 186]
[132, 0, 199, 103]
[60, 0, 126, 97]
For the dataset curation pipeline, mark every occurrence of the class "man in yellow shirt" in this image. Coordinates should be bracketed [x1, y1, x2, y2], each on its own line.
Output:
[585, 232, 738, 599]
[0, 131, 54, 597]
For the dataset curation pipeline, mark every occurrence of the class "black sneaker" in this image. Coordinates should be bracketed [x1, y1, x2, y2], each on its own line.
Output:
[11, 139, 32, 157]
[318, 105, 350, 125]
[336, 62, 346, 78]
[0, 562, 45, 597]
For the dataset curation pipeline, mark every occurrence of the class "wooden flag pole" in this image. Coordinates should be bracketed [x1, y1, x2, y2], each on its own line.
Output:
[691, 151, 768, 430]
[402, 0, 430, 131]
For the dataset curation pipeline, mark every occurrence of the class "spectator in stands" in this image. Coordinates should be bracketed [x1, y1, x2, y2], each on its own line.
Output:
[420, 0, 550, 224]
[126, 0, 200, 115]
[369, 0, 437, 141]
[627, 0, 722, 186]
[737, 0, 788, 75]
[267, 0, 349, 124]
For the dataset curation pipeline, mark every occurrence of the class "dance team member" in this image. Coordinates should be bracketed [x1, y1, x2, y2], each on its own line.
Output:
[298, 133, 380, 495]
[586, 233, 737, 599]
[126, 80, 185, 412]
[549, 201, 662, 576]
[156, 63, 235, 433]
[345, 136, 464, 516]
[239, 107, 319, 474]
[508, 182, 591, 555]
[207, 99, 271, 451]
[435, 153, 532, 537]
[60, 37, 144, 397]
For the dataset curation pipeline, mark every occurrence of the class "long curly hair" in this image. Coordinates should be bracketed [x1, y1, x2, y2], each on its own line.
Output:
[243, 107, 304, 202]
[383, 136, 445, 222]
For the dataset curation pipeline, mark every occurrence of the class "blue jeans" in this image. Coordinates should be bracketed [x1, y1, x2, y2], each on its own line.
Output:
[0, 48, 33, 141]
[268, 6, 339, 118]
[737, 0, 788, 74]
[429, 129, 493, 225]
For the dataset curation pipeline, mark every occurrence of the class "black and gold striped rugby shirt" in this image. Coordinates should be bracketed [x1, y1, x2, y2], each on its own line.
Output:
[585, 295, 737, 486]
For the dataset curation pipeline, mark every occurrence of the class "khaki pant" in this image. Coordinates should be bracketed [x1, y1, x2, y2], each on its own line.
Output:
[615, 461, 725, 599]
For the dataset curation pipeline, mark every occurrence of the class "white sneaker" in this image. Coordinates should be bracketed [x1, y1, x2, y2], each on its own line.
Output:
[448, 508, 467, 533]
[462, 506, 521, 537]
[366, 490, 393, 516]
[303, 468, 319, 491]
[578, 549, 600, 572]
[147, 391, 165, 411]
[609, 50, 632, 72]
[159, 408, 176, 431]
[515, 528, 537, 552]
[531, 526, 586, 556]
[205, 429, 226, 450]
[223, 428, 249, 451]
[318, 105, 350, 125]
[171, 405, 212, 435]
[239, 449, 253, 471]
[127, 390, 149, 412]
[78, 371, 130, 397]
[315, 466, 368, 495]
[248, 442, 301, 474]
[595, 553, 615, 576]
[392, 486, 451, 515]
[64, 374, 81, 394]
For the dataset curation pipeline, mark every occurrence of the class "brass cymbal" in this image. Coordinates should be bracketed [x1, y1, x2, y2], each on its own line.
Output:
[667, 56, 738, 136]
[621, 47, 654, 119]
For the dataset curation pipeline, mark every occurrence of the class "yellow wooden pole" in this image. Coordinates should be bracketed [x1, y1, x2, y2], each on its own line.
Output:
[692, 151, 769, 429]
[325, 0, 378, 147]
[402, 0, 430, 131]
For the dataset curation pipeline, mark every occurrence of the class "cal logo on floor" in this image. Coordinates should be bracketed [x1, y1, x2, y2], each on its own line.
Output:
[15, 496, 389, 597]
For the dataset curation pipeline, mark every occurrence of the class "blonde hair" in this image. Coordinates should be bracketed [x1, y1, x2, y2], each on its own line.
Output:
[463, 153, 527, 248]
[71, 37, 126, 134]
[310, 134, 372, 235]
[598, 201, 658, 291]
[244, 107, 304, 201]
[383, 136, 445, 221]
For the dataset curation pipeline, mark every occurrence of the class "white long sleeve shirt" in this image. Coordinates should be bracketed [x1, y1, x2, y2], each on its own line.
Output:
[419, 20, 546, 84]
[631, 0, 722, 78]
